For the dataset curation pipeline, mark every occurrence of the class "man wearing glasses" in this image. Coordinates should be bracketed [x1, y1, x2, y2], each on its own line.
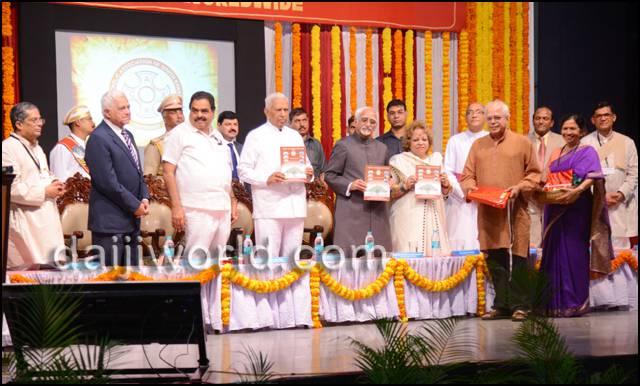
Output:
[50, 105, 95, 181]
[460, 99, 541, 321]
[582, 101, 638, 249]
[2, 102, 66, 268]
[143, 94, 184, 177]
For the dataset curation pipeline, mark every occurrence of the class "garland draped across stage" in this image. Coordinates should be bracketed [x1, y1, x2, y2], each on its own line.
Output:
[10, 250, 638, 329]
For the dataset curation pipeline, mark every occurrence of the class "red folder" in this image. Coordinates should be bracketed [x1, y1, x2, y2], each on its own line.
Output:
[467, 186, 511, 209]
[543, 169, 573, 192]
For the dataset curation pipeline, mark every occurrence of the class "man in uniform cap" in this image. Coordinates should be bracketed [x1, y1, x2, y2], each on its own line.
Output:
[50, 105, 95, 181]
[143, 94, 184, 176]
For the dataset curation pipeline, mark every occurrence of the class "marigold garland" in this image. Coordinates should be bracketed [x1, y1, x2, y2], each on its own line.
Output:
[504, 2, 511, 109]
[349, 26, 357, 115]
[475, 254, 487, 316]
[404, 30, 414, 123]
[274, 22, 283, 93]
[365, 28, 373, 107]
[492, 2, 504, 100]
[331, 25, 342, 144]
[291, 23, 302, 108]
[523, 3, 530, 134]
[394, 260, 408, 322]
[318, 259, 397, 301]
[10, 274, 37, 284]
[228, 267, 304, 293]
[402, 254, 478, 292]
[2, 2, 15, 139]
[441, 32, 451, 151]
[457, 30, 469, 132]
[515, 2, 524, 134]
[393, 29, 403, 100]
[310, 25, 321, 142]
[467, 4, 477, 105]
[382, 28, 392, 132]
[310, 265, 322, 328]
[509, 3, 517, 132]
[221, 263, 232, 326]
[424, 31, 433, 128]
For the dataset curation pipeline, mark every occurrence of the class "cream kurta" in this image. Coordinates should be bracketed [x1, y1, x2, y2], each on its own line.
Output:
[2, 134, 65, 267]
[390, 152, 451, 256]
[582, 131, 638, 239]
[443, 130, 488, 250]
[460, 130, 541, 257]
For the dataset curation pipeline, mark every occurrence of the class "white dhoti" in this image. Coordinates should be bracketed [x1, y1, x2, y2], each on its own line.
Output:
[183, 208, 231, 260]
[445, 195, 480, 251]
[254, 218, 305, 259]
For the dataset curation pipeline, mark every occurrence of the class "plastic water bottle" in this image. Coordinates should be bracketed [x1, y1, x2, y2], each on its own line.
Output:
[431, 228, 441, 257]
[314, 233, 324, 259]
[365, 230, 375, 258]
[163, 235, 175, 260]
[242, 234, 253, 258]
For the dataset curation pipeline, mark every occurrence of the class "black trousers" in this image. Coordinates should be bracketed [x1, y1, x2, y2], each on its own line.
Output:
[485, 248, 529, 312]
[91, 231, 141, 266]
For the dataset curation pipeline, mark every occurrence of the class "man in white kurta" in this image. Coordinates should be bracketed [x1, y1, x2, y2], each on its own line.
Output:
[238, 93, 313, 259]
[582, 102, 638, 248]
[527, 107, 565, 247]
[2, 102, 66, 267]
[443, 102, 488, 250]
[163, 92, 237, 261]
[49, 105, 95, 181]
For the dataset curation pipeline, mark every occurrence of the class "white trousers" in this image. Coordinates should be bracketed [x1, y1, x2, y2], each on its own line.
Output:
[184, 208, 231, 259]
[254, 218, 305, 259]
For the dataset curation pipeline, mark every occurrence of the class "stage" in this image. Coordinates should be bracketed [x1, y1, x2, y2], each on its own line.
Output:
[95, 309, 637, 383]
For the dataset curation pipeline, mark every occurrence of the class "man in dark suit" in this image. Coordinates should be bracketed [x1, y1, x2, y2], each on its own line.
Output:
[85, 90, 149, 266]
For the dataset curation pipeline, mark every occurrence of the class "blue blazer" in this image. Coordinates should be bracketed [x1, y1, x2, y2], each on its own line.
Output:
[85, 121, 149, 234]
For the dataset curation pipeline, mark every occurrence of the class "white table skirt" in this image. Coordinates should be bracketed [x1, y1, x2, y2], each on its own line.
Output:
[3, 252, 636, 346]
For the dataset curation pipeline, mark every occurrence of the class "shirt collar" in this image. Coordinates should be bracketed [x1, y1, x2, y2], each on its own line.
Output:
[104, 118, 123, 133]
[69, 132, 86, 148]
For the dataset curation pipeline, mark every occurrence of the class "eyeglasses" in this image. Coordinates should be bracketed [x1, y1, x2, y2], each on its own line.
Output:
[467, 109, 484, 116]
[486, 116, 505, 122]
[23, 117, 46, 125]
[594, 113, 613, 119]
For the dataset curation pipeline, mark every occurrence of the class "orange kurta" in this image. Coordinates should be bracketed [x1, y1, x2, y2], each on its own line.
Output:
[460, 129, 541, 257]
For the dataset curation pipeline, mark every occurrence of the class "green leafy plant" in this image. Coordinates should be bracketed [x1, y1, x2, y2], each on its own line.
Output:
[5, 285, 125, 383]
[234, 345, 275, 384]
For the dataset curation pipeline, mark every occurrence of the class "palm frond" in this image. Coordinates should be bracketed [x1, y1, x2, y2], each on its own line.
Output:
[234, 345, 275, 384]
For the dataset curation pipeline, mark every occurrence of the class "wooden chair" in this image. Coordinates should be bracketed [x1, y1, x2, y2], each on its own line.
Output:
[303, 180, 335, 246]
[228, 180, 253, 254]
[141, 175, 175, 258]
[56, 173, 92, 258]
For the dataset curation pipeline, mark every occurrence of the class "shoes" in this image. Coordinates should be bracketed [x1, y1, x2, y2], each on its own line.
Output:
[481, 309, 510, 320]
[511, 309, 528, 322]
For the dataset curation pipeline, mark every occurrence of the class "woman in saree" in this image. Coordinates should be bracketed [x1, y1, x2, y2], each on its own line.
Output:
[541, 114, 613, 317]
[389, 120, 452, 256]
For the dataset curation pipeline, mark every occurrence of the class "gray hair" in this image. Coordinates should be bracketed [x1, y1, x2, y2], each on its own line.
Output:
[10, 102, 39, 130]
[101, 90, 128, 112]
[486, 99, 510, 119]
[354, 106, 377, 122]
[264, 92, 289, 109]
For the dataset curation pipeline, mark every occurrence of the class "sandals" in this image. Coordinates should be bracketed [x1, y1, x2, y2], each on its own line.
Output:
[511, 309, 528, 322]
[481, 309, 510, 320]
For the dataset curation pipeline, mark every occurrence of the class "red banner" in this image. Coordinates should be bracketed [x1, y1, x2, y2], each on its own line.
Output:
[56, 2, 466, 31]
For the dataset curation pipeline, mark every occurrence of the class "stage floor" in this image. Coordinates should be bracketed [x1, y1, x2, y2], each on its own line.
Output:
[97, 309, 637, 383]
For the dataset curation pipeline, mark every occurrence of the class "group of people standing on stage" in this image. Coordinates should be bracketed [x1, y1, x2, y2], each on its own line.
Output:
[3, 90, 637, 319]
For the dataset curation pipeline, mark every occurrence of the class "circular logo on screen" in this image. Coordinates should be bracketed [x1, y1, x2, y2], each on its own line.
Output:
[110, 58, 183, 128]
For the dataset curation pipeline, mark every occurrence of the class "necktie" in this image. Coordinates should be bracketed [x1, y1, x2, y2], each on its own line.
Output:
[538, 136, 546, 169]
[228, 143, 238, 179]
[122, 129, 141, 170]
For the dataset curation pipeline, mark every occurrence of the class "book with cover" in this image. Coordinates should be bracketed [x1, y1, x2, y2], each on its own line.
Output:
[364, 165, 391, 201]
[415, 165, 441, 199]
[280, 146, 307, 182]
[467, 186, 511, 209]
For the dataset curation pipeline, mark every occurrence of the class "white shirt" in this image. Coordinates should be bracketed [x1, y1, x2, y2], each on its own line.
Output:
[238, 121, 311, 219]
[443, 129, 488, 250]
[214, 129, 241, 160]
[163, 121, 232, 211]
[49, 132, 90, 181]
